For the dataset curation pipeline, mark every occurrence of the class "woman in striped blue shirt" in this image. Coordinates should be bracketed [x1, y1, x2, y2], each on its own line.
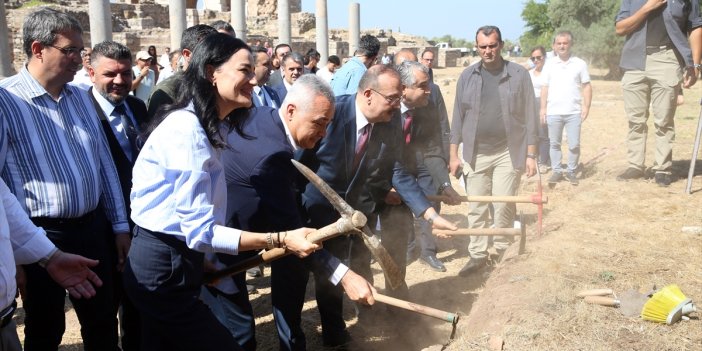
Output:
[123, 33, 318, 351]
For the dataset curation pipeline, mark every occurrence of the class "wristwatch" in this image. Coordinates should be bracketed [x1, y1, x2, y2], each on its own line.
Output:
[437, 182, 451, 194]
[527, 153, 537, 159]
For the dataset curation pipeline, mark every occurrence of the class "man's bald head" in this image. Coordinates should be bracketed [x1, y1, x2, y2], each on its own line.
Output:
[393, 48, 417, 65]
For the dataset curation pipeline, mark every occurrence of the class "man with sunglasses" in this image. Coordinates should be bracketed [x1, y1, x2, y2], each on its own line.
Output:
[0, 8, 128, 350]
[449, 25, 538, 276]
[615, 0, 702, 187]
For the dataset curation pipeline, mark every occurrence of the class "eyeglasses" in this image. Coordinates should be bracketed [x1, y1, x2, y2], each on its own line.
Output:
[370, 88, 401, 105]
[48, 45, 86, 58]
[478, 43, 500, 50]
[530, 56, 543, 62]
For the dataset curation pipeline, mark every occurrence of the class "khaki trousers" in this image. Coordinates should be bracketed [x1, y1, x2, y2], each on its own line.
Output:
[621, 49, 682, 173]
[463, 147, 520, 259]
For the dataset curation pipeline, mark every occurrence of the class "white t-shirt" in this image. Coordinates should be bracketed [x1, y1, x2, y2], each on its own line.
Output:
[131, 66, 156, 102]
[542, 55, 590, 115]
[529, 68, 547, 98]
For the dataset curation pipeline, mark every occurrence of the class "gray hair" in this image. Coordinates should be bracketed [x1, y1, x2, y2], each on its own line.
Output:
[553, 30, 574, 44]
[282, 74, 335, 113]
[23, 8, 83, 58]
[281, 52, 305, 68]
[90, 40, 132, 66]
[396, 61, 428, 88]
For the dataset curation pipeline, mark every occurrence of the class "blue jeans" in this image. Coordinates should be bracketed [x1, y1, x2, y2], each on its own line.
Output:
[547, 113, 581, 174]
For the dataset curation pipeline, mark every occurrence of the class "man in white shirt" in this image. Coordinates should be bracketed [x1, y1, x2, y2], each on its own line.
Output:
[0, 178, 102, 351]
[540, 31, 592, 186]
[131, 50, 155, 101]
[316, 55, 340, 83]
[70, 46, 92, 89]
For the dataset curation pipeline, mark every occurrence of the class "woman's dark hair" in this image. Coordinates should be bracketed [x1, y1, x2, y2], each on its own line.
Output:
[531, 46, 546, 56]
[143, 33, 252, 149]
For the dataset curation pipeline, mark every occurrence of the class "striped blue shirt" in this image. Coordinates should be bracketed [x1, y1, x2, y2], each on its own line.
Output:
[0, 67, 129, 233]
[130, 106, 242, 254]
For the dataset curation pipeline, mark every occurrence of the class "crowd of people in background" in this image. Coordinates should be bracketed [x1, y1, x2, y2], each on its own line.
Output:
[1, 1, 700, 350]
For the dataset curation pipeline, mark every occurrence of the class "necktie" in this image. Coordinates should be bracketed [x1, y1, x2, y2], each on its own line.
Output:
[352, 124, 371, 171]
[114, 104, 139, 161]
[257, 88, 266, 107]
[403, 111, 413, 145]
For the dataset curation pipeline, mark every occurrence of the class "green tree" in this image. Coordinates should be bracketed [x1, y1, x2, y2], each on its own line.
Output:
[520, 0, 553, 53]
[548, 0, 624, 79]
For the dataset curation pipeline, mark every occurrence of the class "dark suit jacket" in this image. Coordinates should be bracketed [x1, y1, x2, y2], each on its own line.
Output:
[402, 99, 452, 191]
[299, 94, 431, 228]
[271, 83, 288, 104]
[252, 85, 282, 108]
[221, 107, 340, 278]
[88, 88, 147, 228]
[266, 69, 283, 88]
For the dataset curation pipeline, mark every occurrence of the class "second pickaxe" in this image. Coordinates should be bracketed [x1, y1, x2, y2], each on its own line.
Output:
[292, 159, 405, 290]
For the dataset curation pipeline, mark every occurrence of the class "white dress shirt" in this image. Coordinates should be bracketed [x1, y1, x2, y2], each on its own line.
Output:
[0, 179, 55, 310]
[130, 104, 242, 254]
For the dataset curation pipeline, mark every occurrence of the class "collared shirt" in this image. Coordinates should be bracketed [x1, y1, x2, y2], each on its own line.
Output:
[330, 57, 367, 96]
[542, 55, 590, 115]
[277, 107, 299, 151]
[130, 104, 242, 254]
[616, 0, 702, 70]
[70, 67, 92, 90]
[450, 60, 538, 170]
[354, 100, 372, 144]
[316, 66, 334, 83]
[91, 88, 139, 161]
[0, 178, 55, 311]
[131, 66, 155, 101]
[0, 68, 129, 233]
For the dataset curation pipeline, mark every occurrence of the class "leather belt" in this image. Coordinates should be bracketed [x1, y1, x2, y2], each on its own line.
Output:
[31, 210, 97, 230]
[0, 300, 17, 328]
[646, 45, 673, 55]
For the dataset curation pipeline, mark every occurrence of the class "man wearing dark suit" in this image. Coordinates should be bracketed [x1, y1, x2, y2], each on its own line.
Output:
[393, 53, 461, 272]
[217, 75, 375, 351]
[251, 46, 281, 108]
[87, 40, 145, 351]
[266, 43, 291, 88]
[298, 65, 456, 346]
[272, 52, 304, 103]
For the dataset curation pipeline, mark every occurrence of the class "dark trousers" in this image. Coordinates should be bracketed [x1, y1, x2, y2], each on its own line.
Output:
[113, 265, 141, 351]
[375, 205, 411, 299]
[313, 235, 355, 343]
[25, 211, 119, 351]
[122, 226, 242, 351]
[407, 168, 440, 257]
[271, 255, 310, 351]
[202, 253, 256, 351]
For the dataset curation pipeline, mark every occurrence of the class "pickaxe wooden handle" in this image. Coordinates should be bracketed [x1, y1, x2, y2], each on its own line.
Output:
[433, 213, 527, 254]
[426, 194, 547, 204]
[291, 159, 404, 290]
[374, 292, 459, 324]
[203, 212, 367, 284]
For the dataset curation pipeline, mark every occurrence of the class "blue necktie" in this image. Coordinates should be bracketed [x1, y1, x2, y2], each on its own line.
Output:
[114, 104, 139, 161]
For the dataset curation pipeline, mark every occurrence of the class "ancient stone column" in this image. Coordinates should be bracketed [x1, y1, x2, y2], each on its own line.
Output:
[349, 2, 360, 56]
[278, 0, 291, 45]
[0, 0, 13, 77]
[169, 0, 187, 52]
[231, 0, 246, 41]
[89, 0, 112, 45]
[315, 0, 328, 66]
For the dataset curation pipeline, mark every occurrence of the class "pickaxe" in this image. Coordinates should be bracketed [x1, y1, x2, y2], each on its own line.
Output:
[203, 211, 367, 284]
[433, 212, 527, 254]
[291, 159, 405, 290]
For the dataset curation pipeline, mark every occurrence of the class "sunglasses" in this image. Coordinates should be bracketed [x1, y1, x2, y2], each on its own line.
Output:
[530, 56, 543, 62]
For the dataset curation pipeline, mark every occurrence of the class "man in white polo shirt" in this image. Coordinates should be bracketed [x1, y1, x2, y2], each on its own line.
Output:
[540, 30, 592, 186]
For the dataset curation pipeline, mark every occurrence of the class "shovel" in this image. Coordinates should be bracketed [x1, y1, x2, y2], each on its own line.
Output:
[579, 288, 649, 317]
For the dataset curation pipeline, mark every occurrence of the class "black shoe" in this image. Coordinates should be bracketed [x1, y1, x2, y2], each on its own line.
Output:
[565, 172, 579, 186]
[655, 172, 671, 187]
[458, 257, 487, 277]
[616, 168, 644, 181]
[548, 172, 563, 185]
[420, 254, 447, 272]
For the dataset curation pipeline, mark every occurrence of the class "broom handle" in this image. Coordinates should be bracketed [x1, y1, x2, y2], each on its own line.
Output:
[686, 99, 702, 195]
[584, 296, 620, 307]
[577, 289, 614, 297]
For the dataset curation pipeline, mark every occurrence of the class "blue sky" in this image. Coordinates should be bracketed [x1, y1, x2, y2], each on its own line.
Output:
[194, 0, 528, 42]
[299, 0, 528, 42]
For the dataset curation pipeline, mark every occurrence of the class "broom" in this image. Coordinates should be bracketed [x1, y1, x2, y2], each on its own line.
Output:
[641, 284, 697, 324]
